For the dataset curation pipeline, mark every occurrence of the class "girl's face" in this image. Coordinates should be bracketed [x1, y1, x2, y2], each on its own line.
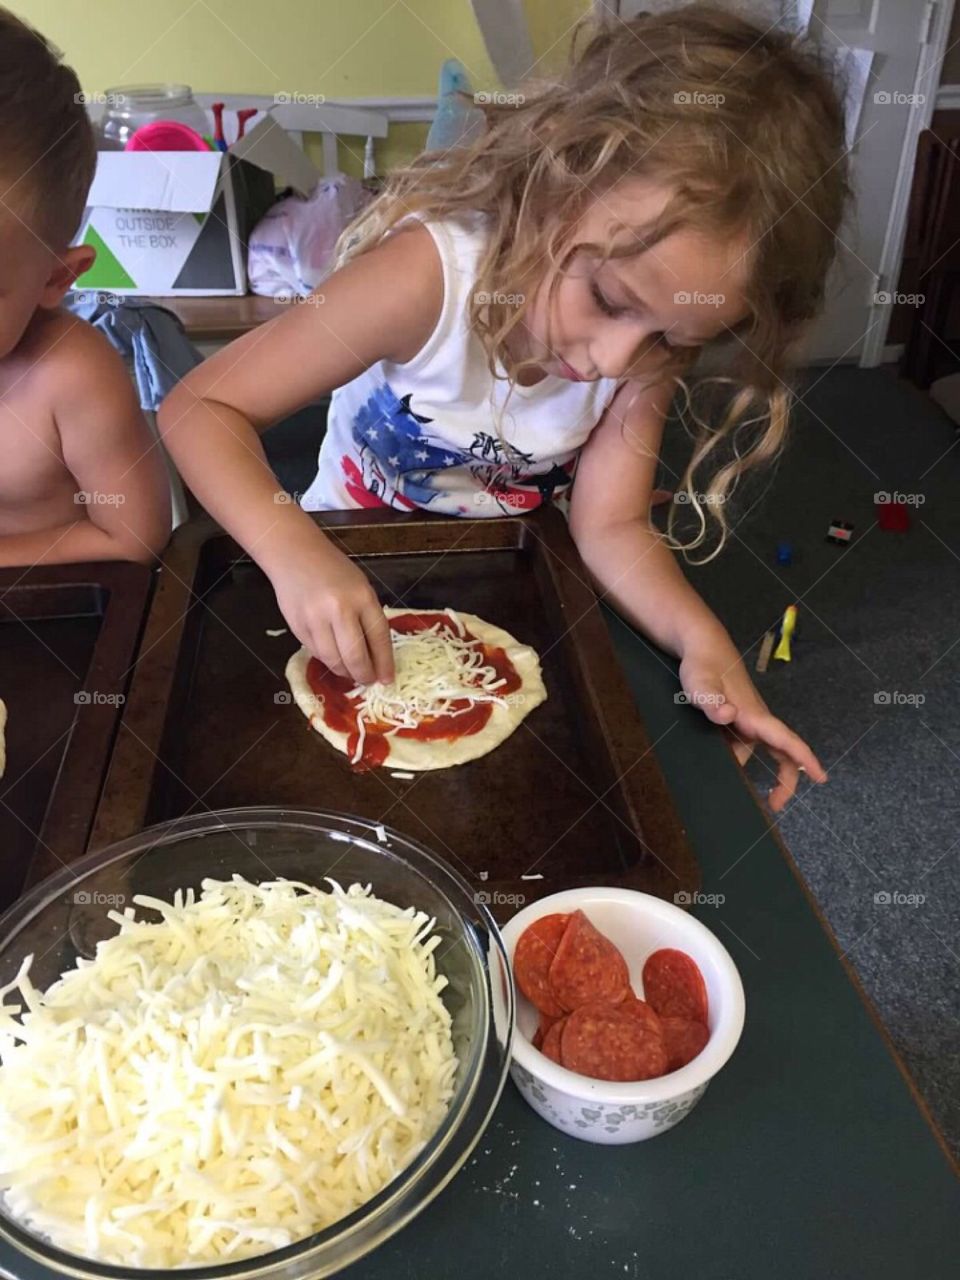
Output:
[513, 177, 753, 384]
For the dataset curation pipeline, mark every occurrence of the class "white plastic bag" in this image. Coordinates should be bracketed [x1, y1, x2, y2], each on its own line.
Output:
[247, 176, 371, 298]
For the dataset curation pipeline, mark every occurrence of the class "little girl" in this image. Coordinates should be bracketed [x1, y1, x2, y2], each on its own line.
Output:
[159, 4, 849, 811]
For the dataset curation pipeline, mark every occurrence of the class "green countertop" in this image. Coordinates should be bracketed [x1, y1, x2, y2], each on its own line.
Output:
[337, 608, 958, 1279]
[0, 610, 955, 1280]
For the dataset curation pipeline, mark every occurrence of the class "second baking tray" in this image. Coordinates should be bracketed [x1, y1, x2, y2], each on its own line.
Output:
[91, 509, 699, 915]
[0, 563, 153, 907]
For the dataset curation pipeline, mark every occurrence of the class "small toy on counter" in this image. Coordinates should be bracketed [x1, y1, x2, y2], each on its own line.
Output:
[826, 518, 854, 546]
[212, 102, 258, 151]
[876, 498, 910, 532]
[755, 629, 776, 673]
[211, 101, 228, 151]
[775, 540, 793, 566]
[235, 107, 257, 140]
[772, 603, 798, 663]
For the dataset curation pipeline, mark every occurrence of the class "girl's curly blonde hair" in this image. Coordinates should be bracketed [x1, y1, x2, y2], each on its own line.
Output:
[334, 3, 852, 556]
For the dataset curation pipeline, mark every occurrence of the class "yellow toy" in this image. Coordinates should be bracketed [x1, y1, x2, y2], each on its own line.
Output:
[773, 604, 798, 662]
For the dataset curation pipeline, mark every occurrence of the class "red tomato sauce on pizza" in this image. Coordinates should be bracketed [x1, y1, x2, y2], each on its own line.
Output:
[305, 612, 522, 770]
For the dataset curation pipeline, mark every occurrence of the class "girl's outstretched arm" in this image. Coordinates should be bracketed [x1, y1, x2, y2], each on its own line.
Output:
[157, 222, 443, 685]
[568, 379, 827, 812]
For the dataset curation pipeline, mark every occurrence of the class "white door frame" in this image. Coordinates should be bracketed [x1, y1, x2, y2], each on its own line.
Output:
[593, 0, 958, 367]
[865, 0, 957, 365]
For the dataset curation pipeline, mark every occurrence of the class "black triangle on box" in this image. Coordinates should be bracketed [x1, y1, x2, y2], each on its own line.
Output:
[171, 190, 237, 291]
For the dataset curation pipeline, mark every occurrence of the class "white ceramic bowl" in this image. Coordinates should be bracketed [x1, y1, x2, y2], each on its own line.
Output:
[500, 887, 745, 1144]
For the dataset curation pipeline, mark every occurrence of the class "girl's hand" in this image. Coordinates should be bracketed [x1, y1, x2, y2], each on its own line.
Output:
[678, 647, 827, 813]
[273, 543, 395, 687]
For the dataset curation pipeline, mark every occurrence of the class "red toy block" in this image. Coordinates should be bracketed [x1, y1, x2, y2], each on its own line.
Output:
[875, 500, 910, 532]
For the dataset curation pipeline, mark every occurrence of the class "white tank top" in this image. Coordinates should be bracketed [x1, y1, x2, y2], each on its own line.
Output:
[299, 211, 623, 515]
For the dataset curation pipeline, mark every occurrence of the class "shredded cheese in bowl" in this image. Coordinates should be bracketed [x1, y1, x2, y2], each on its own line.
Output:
[0, 876, 459, 1269]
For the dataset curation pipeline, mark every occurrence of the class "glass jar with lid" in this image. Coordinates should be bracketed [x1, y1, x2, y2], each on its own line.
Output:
[96, 83, 210, 150]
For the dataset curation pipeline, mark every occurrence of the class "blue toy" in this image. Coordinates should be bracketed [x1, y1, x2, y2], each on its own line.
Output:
[426, 60, 485, 151]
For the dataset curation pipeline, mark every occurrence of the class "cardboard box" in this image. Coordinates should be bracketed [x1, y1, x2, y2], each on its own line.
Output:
[73, 115, 319, 297]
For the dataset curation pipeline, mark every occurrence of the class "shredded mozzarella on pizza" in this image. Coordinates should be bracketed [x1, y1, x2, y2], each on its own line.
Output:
[345, 611, 511, 762]
[0, 876, 457, 1268]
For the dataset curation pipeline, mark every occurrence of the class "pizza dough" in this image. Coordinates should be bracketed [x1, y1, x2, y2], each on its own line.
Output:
[285, 607, 546, 771]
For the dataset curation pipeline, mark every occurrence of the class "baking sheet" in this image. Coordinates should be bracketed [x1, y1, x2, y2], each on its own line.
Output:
[0, 564, 153, 907]
[91, 510, 699, 918]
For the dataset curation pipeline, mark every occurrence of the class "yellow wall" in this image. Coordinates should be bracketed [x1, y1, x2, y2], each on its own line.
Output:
[8, 0, 591, 177]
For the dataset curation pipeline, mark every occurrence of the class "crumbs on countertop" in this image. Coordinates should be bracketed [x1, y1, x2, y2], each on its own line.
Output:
[464, 1120, 641, 1271]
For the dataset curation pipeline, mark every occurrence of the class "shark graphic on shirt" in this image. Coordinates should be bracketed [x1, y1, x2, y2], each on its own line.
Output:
[342, 382, 576, 512]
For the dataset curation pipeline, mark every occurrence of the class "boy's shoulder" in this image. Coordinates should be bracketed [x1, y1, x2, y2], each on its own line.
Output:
[7, 307, 127, 398]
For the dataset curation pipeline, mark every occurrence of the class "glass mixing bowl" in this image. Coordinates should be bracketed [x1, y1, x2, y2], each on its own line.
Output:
[0, 808, 513, 1279]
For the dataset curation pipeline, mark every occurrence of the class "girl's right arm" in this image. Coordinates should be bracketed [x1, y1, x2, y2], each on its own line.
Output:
[157, 222, 443, 685]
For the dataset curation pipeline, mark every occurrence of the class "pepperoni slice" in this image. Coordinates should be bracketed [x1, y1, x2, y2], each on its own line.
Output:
[641, 948, 709, 1023]
[661, 1016, 710, 1072]
[560, 1000, 668, 1081]
[547, 910, 630, 1012]
[540, 1016, 567, 1065]
[618, 994, 665, 1039]
[513, 913, 570, 1017]
[532, 1011, 559, 1051]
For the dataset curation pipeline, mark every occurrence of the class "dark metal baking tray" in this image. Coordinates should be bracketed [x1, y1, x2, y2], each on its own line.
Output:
[0, 562, 153, 906]
[91, 509, 699, 919]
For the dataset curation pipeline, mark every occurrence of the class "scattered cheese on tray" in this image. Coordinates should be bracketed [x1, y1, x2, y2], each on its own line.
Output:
[0, 876, 458, 1268]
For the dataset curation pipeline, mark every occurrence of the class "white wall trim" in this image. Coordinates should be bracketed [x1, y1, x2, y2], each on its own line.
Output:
[86, 93, 436, 133]
[935, 83, 960, 111]
[326, 96, 436, 124]
[193, 93, 439, 129]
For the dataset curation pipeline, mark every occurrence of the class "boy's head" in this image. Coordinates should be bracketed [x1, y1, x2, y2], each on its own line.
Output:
[0, 6, 97, 359]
